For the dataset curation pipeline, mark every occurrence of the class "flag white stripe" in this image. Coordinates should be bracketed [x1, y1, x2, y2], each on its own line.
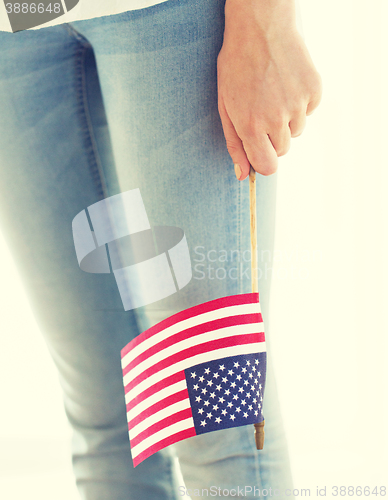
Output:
[126, 379, 187, 422]
[124, 322, 264, 384]
[129, 399, 192, 440]
[131, 417, 195, 459]
[122, 302, 261, 369]
[126, 342, 266, 407]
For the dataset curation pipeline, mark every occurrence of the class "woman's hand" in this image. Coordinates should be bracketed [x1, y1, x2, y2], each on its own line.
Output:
[217, 0, 322, 180]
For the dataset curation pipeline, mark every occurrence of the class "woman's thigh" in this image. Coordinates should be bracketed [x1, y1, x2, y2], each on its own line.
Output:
[0, 25, 181, 500]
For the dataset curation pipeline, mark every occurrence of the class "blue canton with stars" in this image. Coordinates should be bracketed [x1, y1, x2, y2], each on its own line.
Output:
[185, 352, 266, 434]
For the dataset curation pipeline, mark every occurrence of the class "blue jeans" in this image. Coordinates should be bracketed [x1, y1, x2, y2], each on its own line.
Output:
[0, 0, 293, 498]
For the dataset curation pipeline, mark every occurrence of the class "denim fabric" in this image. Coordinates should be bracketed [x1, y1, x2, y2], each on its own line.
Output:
[0, 0, 293, 498]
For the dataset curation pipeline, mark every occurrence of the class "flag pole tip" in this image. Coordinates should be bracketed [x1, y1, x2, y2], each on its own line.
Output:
[254, 421, 265, 450]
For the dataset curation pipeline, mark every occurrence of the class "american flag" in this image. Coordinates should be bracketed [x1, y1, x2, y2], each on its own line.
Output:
[121, 293, 266, 467]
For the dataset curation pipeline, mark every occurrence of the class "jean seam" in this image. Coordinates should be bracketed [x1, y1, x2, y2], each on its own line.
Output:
[249, 422, 266, 494]
[63, 23, 109, 201]
[166, 453, 178, 500]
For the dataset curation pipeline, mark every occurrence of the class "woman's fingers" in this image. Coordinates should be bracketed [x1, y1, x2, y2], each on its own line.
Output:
[267, 121, 292, 157]
[242, 131, 279, 176]
[306, 82, 323, 115]
[219, 96, 282, 178]
[220, 96, 306, 178]
[289, 111, 307, 138]
[218, 98, 251, 180]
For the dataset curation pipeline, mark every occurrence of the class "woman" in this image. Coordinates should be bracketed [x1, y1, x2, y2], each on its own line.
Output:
[0, 0, 321, 498]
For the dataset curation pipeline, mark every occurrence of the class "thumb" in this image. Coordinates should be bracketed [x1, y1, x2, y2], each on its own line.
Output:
[218, 98, 251, 181]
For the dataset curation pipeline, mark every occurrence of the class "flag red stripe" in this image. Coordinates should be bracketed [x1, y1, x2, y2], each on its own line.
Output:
[125, 332, 264, 393]
[125, 371, 185, 405]
[121, 293, 259, 358]
[132, 428, 197, 467]
[127, 389, 189, 431]
[122, 313, 262, 376]
[130, 408, 193, 448]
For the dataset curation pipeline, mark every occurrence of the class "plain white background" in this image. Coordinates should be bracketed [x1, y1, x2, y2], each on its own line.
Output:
[271, 0, 388, 492]
[0, 0, 387, 498]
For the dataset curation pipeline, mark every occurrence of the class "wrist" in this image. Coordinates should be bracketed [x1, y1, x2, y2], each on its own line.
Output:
[224, 0, 298, 40]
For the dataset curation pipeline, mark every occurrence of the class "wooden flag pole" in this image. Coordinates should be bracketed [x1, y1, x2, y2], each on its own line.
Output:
[250, 166, 265, 450]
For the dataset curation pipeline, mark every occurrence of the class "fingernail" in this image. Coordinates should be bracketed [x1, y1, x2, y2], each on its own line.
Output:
[234, 163, 242, 180]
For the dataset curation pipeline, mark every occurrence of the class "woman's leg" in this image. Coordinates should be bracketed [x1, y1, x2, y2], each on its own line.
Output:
[0, 26, 180, 500]
[71, 0, 293, 496]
